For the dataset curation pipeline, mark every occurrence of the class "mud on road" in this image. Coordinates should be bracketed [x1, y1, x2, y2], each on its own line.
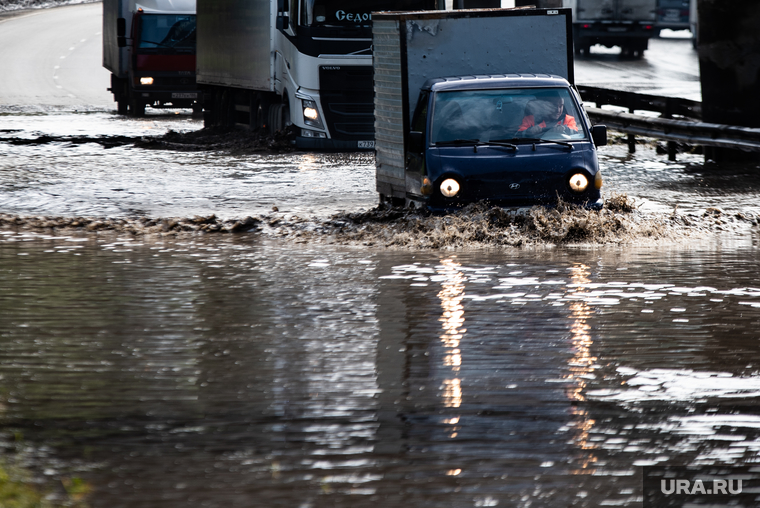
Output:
[1, 196, 757, 249]
[0, 125, 298, 154]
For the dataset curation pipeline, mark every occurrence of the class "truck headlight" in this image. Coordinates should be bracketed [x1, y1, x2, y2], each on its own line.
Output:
[421, 177, 433, 196]
[440, 178, 460, 198]
[568, 173, 589, 192]
[140, 77, 154, 86]
[302, 100, 323, 128]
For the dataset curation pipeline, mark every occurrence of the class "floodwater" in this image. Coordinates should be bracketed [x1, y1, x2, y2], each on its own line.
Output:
[0, 112, 375, 219]
[4, 111, 760, 221]
[1, 230, 760, 508]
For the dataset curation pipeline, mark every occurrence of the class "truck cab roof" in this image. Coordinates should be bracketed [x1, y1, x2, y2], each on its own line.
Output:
[422, 74, 572, 92]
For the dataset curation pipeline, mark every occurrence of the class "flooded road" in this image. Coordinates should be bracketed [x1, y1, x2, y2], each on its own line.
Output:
[0, 112, 376, 219]
[2, 4, 760, 508]
[2, 232, 760, 507]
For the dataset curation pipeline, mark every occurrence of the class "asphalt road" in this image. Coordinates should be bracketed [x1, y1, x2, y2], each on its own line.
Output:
[0, 2, 111, 111]
[0, 4, 700, 114]
[575, 32, 701, 101]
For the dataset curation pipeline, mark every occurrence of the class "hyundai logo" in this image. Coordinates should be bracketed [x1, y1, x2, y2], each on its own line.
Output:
[509, 183, 520, 190]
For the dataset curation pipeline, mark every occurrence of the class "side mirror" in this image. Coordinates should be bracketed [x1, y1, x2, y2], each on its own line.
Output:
[117, 17, 127, 47]
[408, 131, 424, 153]
[277, 0, 289, 11]
[592, 124, 607, 147]
[276, 15, 289, 30]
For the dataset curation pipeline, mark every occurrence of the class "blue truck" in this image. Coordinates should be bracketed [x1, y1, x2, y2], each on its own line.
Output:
[373, 8, 607, 210]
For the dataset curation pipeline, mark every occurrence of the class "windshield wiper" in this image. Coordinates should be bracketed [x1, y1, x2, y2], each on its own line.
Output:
[434, 139, 480, 146]
[139, 39, 171, 48]
[486, 139, 518, 149]
[516, 137, 574, 150]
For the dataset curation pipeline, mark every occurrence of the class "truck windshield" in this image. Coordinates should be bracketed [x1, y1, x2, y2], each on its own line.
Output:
[430, 88, 588, 145]
[300, 0, 430, 27]
[138, 14, 196, 50]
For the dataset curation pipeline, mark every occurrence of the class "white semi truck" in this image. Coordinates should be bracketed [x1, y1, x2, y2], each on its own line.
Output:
[196, 0, 437, 150]
[103, 0, 200, 116]
[561, 0, 657, 57]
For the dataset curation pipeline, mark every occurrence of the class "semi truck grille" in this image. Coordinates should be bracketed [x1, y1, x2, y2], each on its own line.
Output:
[319, 66, 374, 141]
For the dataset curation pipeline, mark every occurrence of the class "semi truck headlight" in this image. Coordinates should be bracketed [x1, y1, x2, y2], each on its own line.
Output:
[140, 77, 154, 85]
[569, 173, 589, 192]
[440, 178, 460, 198]
[302, 100, 323, 128]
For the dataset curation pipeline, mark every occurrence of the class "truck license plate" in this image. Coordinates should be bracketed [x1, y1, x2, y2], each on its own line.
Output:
[358, 141, 375, 148]
[663, 9, 680, 21]
[172, 93, 198, 99]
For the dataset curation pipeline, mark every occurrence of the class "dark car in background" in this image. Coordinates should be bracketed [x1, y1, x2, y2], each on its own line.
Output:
[655, 0, 691, 33]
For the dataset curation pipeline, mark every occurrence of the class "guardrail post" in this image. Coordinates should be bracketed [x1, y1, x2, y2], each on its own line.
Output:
[627, 107, 636, 153]
[664, 99, 676, 161]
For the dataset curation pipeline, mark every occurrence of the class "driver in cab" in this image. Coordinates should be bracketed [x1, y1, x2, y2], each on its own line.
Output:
[517, 91, 578, 137]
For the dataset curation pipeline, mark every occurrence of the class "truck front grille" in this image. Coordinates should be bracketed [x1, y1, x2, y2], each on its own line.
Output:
[319, 66, 374, 141]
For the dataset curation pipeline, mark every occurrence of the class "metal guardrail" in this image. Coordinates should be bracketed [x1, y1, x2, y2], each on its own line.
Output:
[585, 107, 760, 153]
[577, 85, 702, 120]
[577, 86, 760, 157]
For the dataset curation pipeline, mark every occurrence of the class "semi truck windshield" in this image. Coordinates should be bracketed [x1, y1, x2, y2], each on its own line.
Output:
[300, 0, 430, 27]
[138, 14, 196, 49]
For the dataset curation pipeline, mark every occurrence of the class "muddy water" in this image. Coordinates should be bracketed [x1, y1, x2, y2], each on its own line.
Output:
[0, 113, 375, 219]
[1, 229, 760, 507]
[4, 112, 760, 222]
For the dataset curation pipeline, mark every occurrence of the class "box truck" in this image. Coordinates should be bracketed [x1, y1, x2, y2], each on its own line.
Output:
[561, 0, 657, 57]
[196, 0, 436, 150]
[103, 0, 200, 116]
[373, 8, 607, 210]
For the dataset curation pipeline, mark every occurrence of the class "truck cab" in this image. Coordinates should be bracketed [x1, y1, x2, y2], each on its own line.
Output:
[405, 75, 606, 210]
[104, 0, 200, 116]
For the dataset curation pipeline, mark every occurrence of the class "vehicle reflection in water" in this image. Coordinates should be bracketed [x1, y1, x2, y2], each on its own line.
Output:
[565, 263, 600, 475]
[437, 258, 464, 420]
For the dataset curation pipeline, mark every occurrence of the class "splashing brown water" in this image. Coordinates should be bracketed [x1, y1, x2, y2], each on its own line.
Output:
[1, 195, 756, 248]
[316, 196, 749, 248]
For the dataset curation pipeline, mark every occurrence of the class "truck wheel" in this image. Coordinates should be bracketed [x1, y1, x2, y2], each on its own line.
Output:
[253, 94, 270, 130]
[633, 39, 648, 58]
[129, 98, 145, 117]
[219, 90, 234, 127]
[268, 102, 291, 133]
[117, 98, 128, 115]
